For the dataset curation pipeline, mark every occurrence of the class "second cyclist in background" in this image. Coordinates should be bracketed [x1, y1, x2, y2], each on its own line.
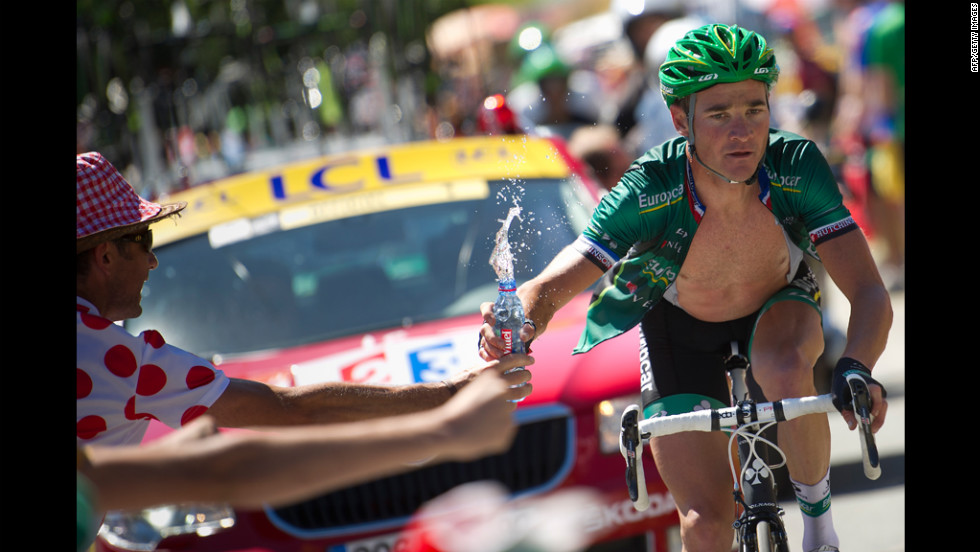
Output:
[479, 23, 892, 552]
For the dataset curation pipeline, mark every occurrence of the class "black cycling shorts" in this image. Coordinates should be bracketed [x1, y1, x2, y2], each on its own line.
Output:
[639, 262, 822, 419]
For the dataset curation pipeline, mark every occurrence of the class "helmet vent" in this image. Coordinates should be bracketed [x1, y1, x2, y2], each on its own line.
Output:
[674, 66, 698, 80]
[706, 49, 725, 64]
[718, 30, 734, 49]
[740, 48, 753, 68]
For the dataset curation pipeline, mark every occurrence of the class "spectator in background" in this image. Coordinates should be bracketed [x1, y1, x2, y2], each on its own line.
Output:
[506, 23, 599, 139]
[762, 2, 842, 151]
[608, 0, 689, 138]
[829, 0, 904, 290]
[623, 14, 707, 154]
[567, 124, 635, 193]
[861, 0, 904, 290]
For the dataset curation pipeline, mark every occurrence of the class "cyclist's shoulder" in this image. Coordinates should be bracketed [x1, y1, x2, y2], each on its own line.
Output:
[764, 128, 834, 180]
[628, 137, 688, 178]
[765, 128, 822, 158]
[587, 137, 690, 242]
[616, 137, 687, 198]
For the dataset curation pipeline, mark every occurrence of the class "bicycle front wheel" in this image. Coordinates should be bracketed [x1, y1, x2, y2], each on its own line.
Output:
[752, 519, 791, 552]
[755, 520, 773, 552]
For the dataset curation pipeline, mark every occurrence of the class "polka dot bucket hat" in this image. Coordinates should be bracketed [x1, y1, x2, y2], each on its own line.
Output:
[76, 152, 186, 253]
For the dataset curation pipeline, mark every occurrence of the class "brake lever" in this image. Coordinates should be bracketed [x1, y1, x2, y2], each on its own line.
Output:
[846, 373, 882, 480]
[620, 405, 649, 511]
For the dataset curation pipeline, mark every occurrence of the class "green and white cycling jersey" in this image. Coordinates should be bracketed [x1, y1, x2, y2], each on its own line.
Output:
[571, 128, 857, 354]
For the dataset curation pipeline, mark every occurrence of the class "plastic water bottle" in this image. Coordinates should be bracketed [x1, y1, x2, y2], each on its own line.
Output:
[493, 277, 528, 402]
[493, 277, 526, 355]
[489, 206, 528, 401]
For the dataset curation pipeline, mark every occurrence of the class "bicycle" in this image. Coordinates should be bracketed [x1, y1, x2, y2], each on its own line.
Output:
[619, 342, 881, 552]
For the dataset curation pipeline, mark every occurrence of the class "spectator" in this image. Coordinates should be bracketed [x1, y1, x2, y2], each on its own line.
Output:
[861, 0, 904, 290]
[77, 365, 528, 551]
[608, 0, 689, 137]
[76, 151, 533, 448]
[624, 15, 707, 154]
[829, 0, 903, 290]
[567, 124, 635, 193]
[506, 27, 599, 138]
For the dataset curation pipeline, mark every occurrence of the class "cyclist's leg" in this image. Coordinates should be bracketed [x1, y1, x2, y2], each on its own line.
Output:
[639, 300, 746, 551]
[750, 298, 829, 483]
[649, 432, 733, 552]
[748, 264, 839, 551]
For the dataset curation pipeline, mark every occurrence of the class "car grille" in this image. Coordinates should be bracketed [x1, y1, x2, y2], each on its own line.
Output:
[267, 409, 573, 535]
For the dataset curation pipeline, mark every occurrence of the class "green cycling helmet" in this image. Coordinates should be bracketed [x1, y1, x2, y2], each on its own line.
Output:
[659, 23, 779, 108]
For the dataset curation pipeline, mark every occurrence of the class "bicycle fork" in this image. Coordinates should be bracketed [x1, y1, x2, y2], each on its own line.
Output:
[725, 342, 788, 551]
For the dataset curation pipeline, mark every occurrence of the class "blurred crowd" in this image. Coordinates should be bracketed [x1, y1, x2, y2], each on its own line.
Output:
[77, 0, 903, 288]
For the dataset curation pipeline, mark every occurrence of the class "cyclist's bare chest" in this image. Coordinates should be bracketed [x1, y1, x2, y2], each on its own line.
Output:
[674, 199, 790, 320]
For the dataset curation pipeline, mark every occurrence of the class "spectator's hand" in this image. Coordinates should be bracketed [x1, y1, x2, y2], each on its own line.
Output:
[448, 353, 534, 402]
[438, 371, 521, 460]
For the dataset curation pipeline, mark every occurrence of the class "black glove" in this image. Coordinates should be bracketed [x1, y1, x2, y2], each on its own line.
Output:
[831, 357, 887, 412]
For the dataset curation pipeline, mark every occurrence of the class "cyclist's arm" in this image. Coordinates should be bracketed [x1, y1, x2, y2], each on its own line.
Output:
[815, 229, 893, 431]
[520, 245, 606, 335]
[479, 245, 604, 359]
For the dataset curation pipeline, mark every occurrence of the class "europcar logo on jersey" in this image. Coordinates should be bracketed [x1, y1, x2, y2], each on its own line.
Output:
[772, 171, 802, 189]
[638, 184, 683, 213]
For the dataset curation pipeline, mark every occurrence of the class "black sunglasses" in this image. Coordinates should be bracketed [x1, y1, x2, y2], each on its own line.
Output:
[116, 229, 153, 251]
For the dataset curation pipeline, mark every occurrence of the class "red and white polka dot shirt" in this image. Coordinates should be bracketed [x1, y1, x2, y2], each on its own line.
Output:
[77, 297, 230, 447]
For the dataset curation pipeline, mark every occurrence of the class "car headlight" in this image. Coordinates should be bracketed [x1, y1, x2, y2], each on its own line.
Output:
[595, 394, 642, 455]
[98, 503, 235, 551]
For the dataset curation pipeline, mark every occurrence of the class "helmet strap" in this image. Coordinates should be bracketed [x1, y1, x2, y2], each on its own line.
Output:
[685, 92, 763, 186]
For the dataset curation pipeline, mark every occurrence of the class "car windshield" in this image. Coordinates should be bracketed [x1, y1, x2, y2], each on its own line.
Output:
[125, 178, 593, 359]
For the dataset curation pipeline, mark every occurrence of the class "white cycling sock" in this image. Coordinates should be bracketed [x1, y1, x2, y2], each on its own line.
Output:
[791, 469, 840, 552]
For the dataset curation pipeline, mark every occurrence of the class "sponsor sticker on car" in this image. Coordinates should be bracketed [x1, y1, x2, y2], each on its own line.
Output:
[290, 330, 480, 386]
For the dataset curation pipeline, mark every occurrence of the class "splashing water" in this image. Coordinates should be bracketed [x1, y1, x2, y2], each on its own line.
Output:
[489, 206, 522, 281]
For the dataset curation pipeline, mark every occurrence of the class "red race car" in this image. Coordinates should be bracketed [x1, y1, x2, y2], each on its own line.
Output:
[97, 133, 680, 552]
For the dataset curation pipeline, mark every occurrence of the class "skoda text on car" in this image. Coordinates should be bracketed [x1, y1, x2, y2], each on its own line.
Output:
[96, 134, 681, 552]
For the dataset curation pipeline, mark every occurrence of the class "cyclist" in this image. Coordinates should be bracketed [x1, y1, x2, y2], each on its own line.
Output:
[479, 23, 891, 552]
